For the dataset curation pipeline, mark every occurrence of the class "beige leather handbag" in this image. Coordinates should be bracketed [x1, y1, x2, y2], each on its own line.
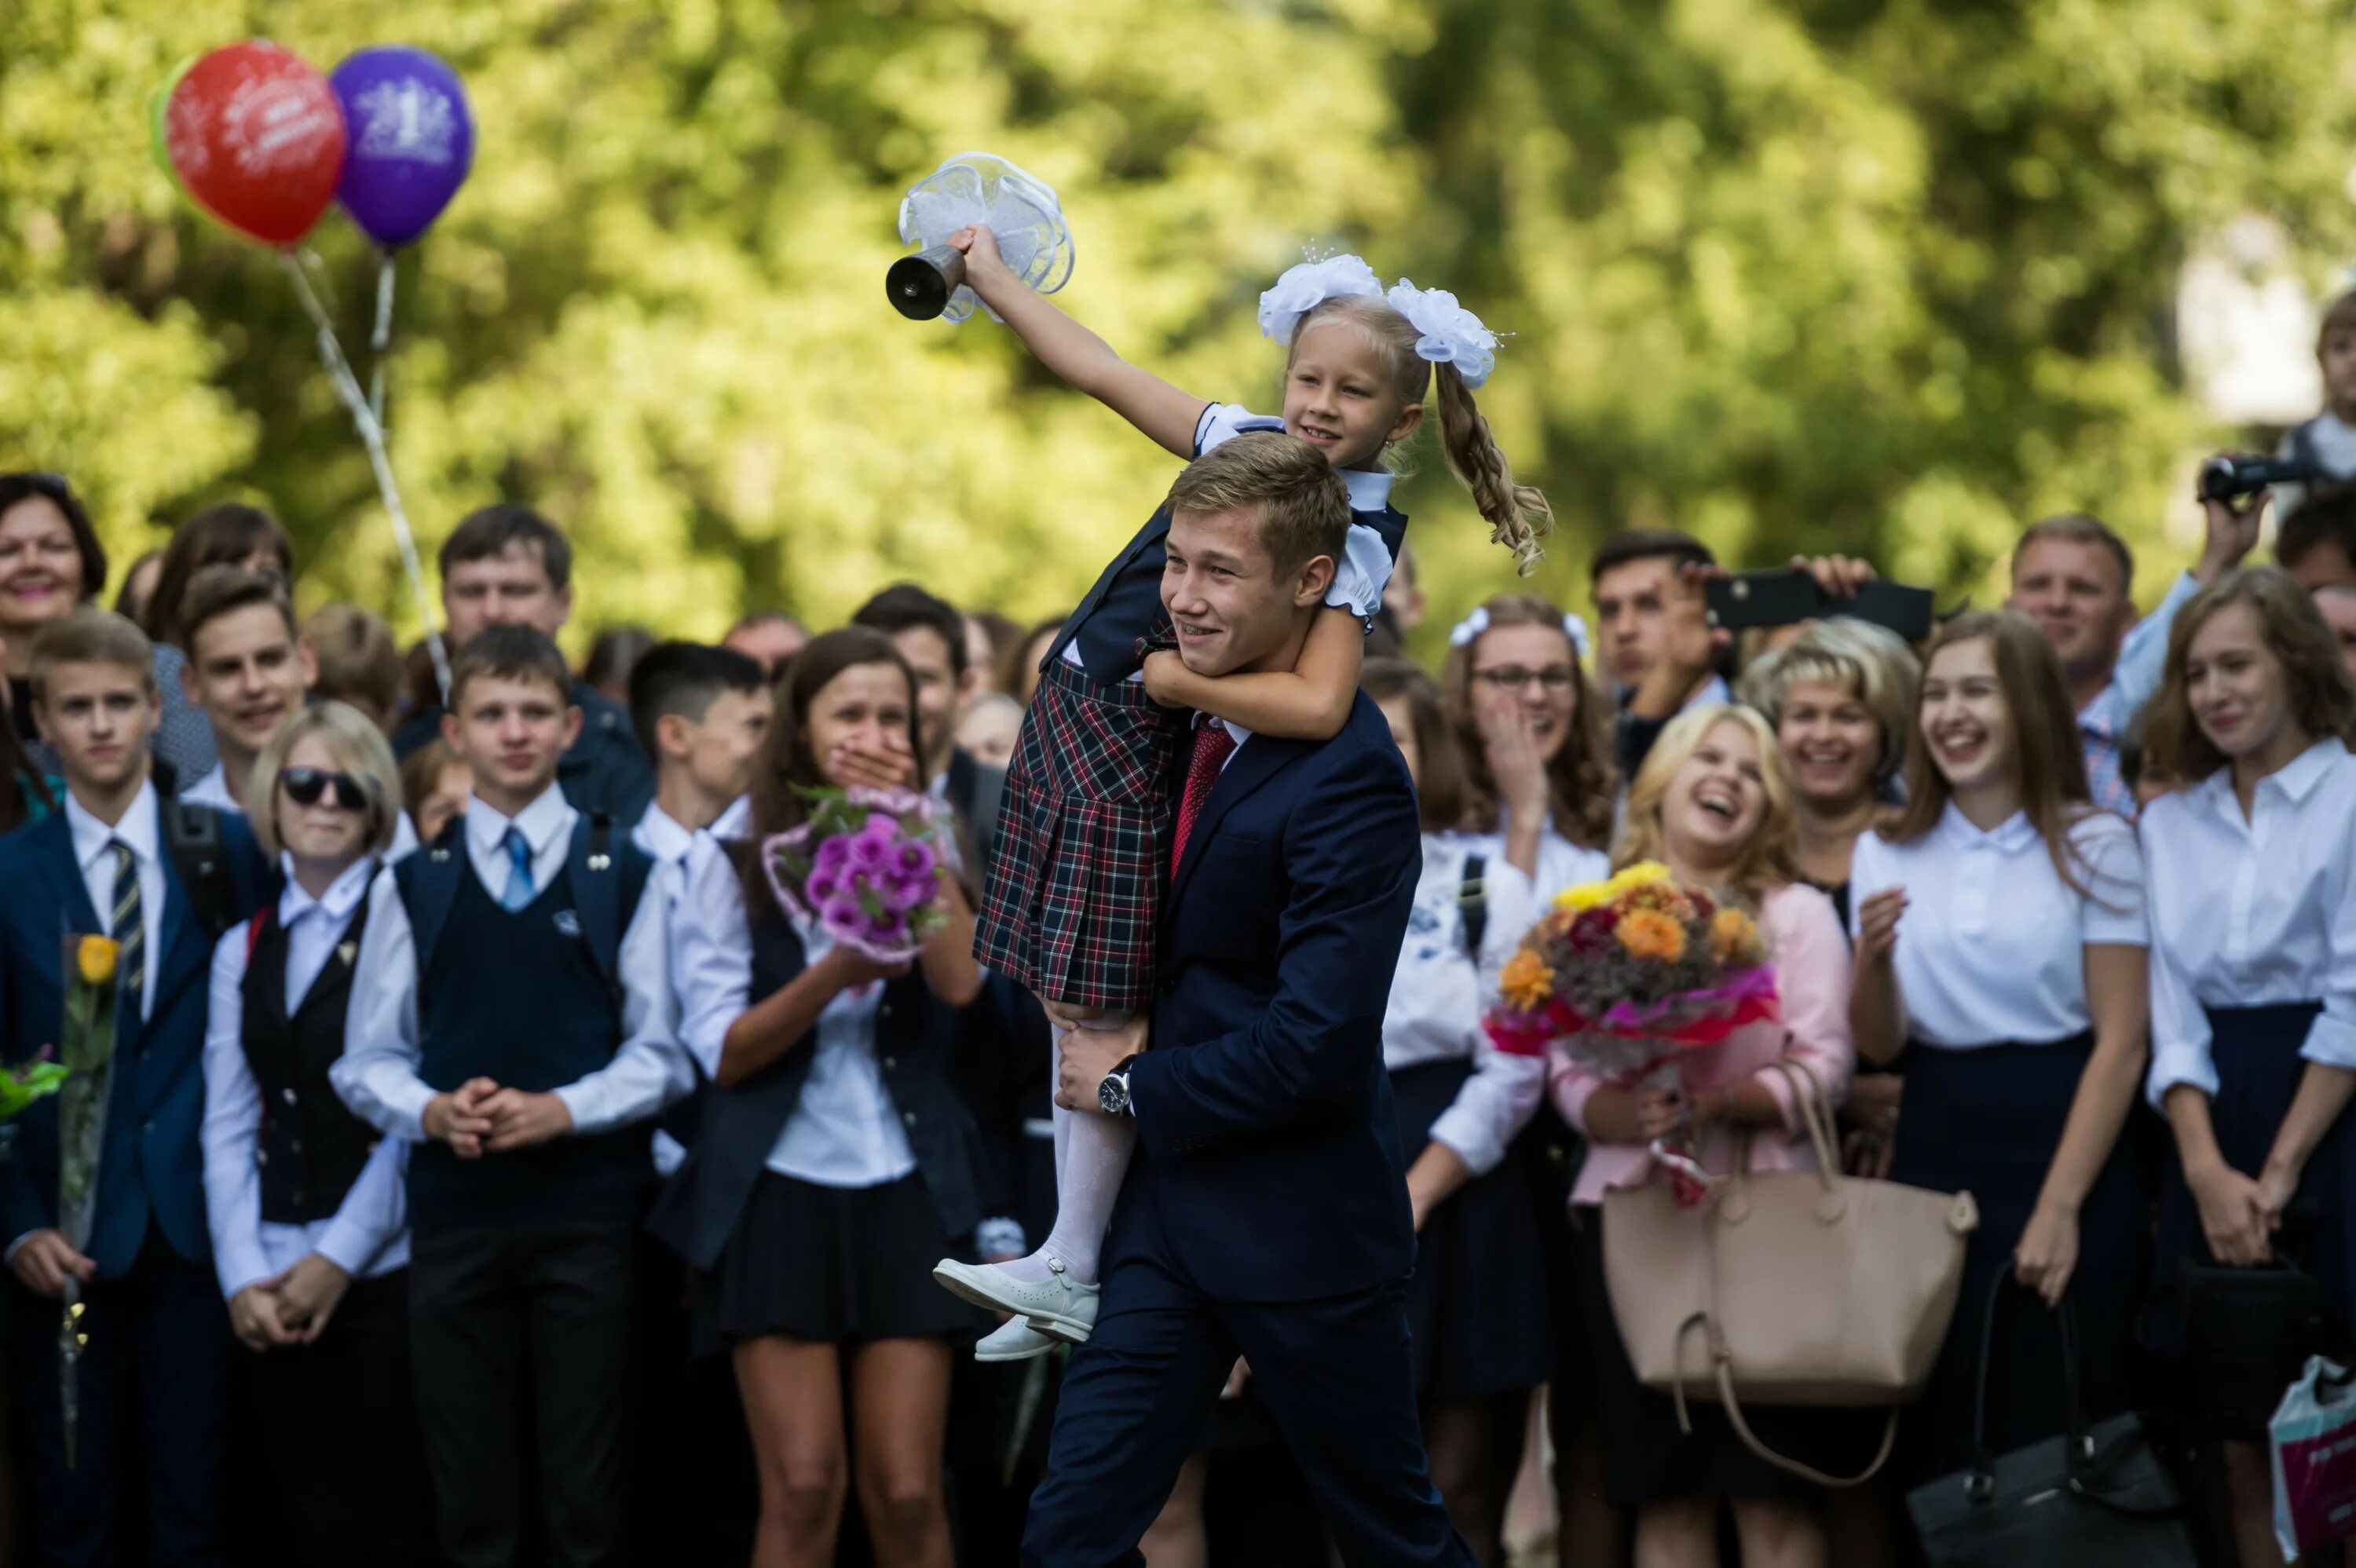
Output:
[1602, 1058, 1979, 1486]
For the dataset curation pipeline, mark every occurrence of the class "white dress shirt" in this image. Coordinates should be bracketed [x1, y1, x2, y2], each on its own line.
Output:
[671, 837, 917, 1187]
[331, 786, 686, 1142]
[1848, 805, 2146, 1048]
[635, 799, 701, 1178]
[180, 762, 240, 814]
[202, 854, 410, 1299]
[1382, 828, 1605, 1177]
[2142, 738, 2356, 1105]
[709, 793, 752, 842]
[180, 762, 421, 857]
[64, 780, 166, 1022]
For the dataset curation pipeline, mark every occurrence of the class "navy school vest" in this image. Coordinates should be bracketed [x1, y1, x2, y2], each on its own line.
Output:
[397, 818, 654, 1228]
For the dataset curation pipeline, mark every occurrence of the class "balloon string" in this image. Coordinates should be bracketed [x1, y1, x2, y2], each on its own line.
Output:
[280, 250, 450, 707]
[368, 253, 395, 433]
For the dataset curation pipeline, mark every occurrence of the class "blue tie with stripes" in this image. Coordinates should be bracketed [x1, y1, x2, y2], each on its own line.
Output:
[501, 827, 536, 912]
[108, 840, 144, 1002]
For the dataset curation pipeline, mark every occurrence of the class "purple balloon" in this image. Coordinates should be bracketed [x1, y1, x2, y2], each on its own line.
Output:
[330, 46, 473, 248]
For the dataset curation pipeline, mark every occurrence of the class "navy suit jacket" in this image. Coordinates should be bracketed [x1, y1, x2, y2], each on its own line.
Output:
[0, 805, 268, 1278]
[1111, 693, 1422, 1304]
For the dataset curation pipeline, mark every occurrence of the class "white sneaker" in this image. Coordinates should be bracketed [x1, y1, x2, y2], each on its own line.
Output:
[974, 1316, 1059, 1362]
[933, 1256, 1100, 1345]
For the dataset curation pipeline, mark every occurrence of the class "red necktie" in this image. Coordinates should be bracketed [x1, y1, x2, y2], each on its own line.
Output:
[1170, 722, 1238, 875]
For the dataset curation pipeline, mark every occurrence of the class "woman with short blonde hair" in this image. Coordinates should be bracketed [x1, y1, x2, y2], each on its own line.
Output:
[243, 701, 404, 860]
[204, 697, 433, 1566]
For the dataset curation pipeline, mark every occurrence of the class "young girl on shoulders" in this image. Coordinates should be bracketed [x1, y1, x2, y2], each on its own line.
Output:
[938, 232, 1553, 1358]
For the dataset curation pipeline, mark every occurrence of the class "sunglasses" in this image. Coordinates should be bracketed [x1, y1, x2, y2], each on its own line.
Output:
[280, 767, 371, 812]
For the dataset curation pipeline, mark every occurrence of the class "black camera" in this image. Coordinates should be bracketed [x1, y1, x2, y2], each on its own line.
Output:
[2198, 454, 2324, 503]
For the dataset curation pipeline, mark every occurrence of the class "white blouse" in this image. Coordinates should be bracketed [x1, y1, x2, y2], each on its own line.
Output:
[1383, 831, 1587, 1177]
[2142, 738, 2356, 1105]
[1848, 805, 2146, 1048]
[671, 835, 917, 1189]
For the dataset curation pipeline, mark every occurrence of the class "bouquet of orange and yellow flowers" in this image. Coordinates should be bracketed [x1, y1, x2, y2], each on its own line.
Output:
[1485, 862, 1777, 1203]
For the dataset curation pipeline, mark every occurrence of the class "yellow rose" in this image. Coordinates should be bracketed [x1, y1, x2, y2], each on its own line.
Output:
[1553, 880, 1612, 913]
[75, 935, 119, 986]
[1499, 948, 1556, 1011]
[1606, 861, 1673, 895]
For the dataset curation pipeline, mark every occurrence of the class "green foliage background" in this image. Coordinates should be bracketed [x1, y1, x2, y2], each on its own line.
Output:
[5, 0, 2353, 655]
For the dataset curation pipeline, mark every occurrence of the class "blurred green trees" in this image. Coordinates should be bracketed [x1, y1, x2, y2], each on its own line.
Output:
[3, 0, 2351, 651]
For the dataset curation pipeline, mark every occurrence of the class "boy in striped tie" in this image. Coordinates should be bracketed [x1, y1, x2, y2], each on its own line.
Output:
[0, 608, 269, 1563]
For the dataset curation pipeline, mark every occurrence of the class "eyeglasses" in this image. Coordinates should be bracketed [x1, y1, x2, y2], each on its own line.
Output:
[280, 767, 371, 812]
[1470, 666, 1578, 694]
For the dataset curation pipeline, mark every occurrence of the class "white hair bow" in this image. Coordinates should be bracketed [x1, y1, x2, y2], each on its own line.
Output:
[1258, 252, 1384, 343]
[1447, 606, 1491, 648]
[1561, 613, 1590, 659]
[1385, 280, 1498, 389]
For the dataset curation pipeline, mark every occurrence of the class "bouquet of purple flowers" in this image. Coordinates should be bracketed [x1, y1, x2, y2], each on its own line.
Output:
[763, 787, 949, 963]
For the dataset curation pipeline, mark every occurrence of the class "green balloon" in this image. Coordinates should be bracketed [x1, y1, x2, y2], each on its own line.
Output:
[149, 53, 195, 194]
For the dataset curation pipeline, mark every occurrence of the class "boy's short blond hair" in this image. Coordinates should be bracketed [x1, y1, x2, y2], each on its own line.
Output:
[27, 609, 154, 707]
[1165, 432, 1350, 572]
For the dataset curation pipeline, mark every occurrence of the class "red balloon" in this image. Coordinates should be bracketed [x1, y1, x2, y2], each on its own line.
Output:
[163, 42, 346, 247]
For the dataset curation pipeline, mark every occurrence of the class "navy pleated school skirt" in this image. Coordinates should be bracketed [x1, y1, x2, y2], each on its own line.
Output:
[1888, 1033, 2149, 1482]
[1391, 1059, 1555, 1402]
[2154, 1002, 2355, 1337]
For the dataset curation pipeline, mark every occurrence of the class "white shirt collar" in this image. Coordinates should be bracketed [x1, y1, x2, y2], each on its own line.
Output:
[66, 777, 160, 873]
[181, 762, 238, 813]
[633, 800, 696, 866]
[1934, 800, 2038, 853]
[1340, 466, 1396, 511]
[276, 852, 377, 926]
[710, 794, 752, 840]
[465, 784, 570, 861]
[2193, 735, 2351, 821]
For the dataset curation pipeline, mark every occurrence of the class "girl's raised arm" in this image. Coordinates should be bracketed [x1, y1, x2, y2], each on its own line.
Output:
[1143, 608, 1363, 742]
[953, 226, 1207, 459]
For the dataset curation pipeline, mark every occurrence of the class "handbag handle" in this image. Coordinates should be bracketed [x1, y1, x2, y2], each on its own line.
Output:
[1670, 1311, 1901, 1489]
[1968, 1274, 2088, 1495]
[1730, 1057, 1842, 1196]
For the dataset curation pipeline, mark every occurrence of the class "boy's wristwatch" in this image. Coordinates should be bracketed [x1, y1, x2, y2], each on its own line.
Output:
[1099, 1055, 1141, 1117]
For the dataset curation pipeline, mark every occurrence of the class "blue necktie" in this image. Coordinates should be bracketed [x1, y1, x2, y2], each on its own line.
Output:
[500, 827, 536, 912]
[108, 840, 145, 1000]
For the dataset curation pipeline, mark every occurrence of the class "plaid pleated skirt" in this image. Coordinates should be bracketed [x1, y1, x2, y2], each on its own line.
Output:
[975, 656, 1187, 1011]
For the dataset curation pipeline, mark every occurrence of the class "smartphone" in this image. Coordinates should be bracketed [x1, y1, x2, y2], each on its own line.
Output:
[1833, 580, 1935, 642]
[1705, 570, 1821, 630]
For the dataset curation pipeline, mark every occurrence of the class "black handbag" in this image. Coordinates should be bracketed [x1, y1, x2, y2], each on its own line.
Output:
[1909, 1279, 2197, 1567]
[2141, 1256, 2334, 1441]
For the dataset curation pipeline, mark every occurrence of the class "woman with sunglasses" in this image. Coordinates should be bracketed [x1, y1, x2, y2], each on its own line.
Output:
[200, 703, 437, 1567]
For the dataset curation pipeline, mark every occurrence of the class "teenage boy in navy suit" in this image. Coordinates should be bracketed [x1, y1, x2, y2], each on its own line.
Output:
[335, 625, 686, 1568]
[0, 609, 268, 1566]
[1022, 434, 1471, 1566]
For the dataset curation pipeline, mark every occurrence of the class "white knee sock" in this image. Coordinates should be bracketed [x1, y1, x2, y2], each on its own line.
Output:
[996, 1012, 1136, 1288]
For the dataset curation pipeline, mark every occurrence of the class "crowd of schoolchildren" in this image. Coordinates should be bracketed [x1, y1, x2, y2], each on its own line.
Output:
[2, 276, 2356, 1568]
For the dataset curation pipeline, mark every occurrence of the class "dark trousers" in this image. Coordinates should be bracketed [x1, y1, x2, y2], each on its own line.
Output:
[2, 1224, 236, 1567]
[1019, 1252, 1472, 1568]
[244, 1268, 437, 1568]
[409, 1219, 638, 1568]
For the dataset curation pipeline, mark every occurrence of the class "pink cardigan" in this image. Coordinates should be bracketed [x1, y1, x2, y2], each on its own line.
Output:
[1549, 883, 1857, 1208]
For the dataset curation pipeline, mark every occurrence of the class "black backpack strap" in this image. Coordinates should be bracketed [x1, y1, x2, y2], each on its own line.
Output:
[160, 799, 241, 941]
[397, 823, 467, 980]
[1458, 853, 1488, 959]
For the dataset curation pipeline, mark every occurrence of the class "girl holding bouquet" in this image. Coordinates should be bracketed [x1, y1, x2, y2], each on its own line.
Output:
[1548, 705, 1859, 1568]
[1848, 612, 2150, 1485]
[649, 628, 987, 1568]
[942, 227, 1554, 1352]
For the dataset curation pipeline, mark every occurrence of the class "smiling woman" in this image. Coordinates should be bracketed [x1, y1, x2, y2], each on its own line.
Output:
[0, 473, 108, 725]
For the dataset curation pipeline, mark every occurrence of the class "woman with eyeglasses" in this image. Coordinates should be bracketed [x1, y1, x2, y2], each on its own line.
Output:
[1438, 592, 1622, 1568]
[200, 703, 437, 1567]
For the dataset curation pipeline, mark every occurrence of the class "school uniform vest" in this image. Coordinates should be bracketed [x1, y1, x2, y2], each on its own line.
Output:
[240, 904, 379, 1225]
[405, 862, 650, 1228]
[646, 896, 991, 1273]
